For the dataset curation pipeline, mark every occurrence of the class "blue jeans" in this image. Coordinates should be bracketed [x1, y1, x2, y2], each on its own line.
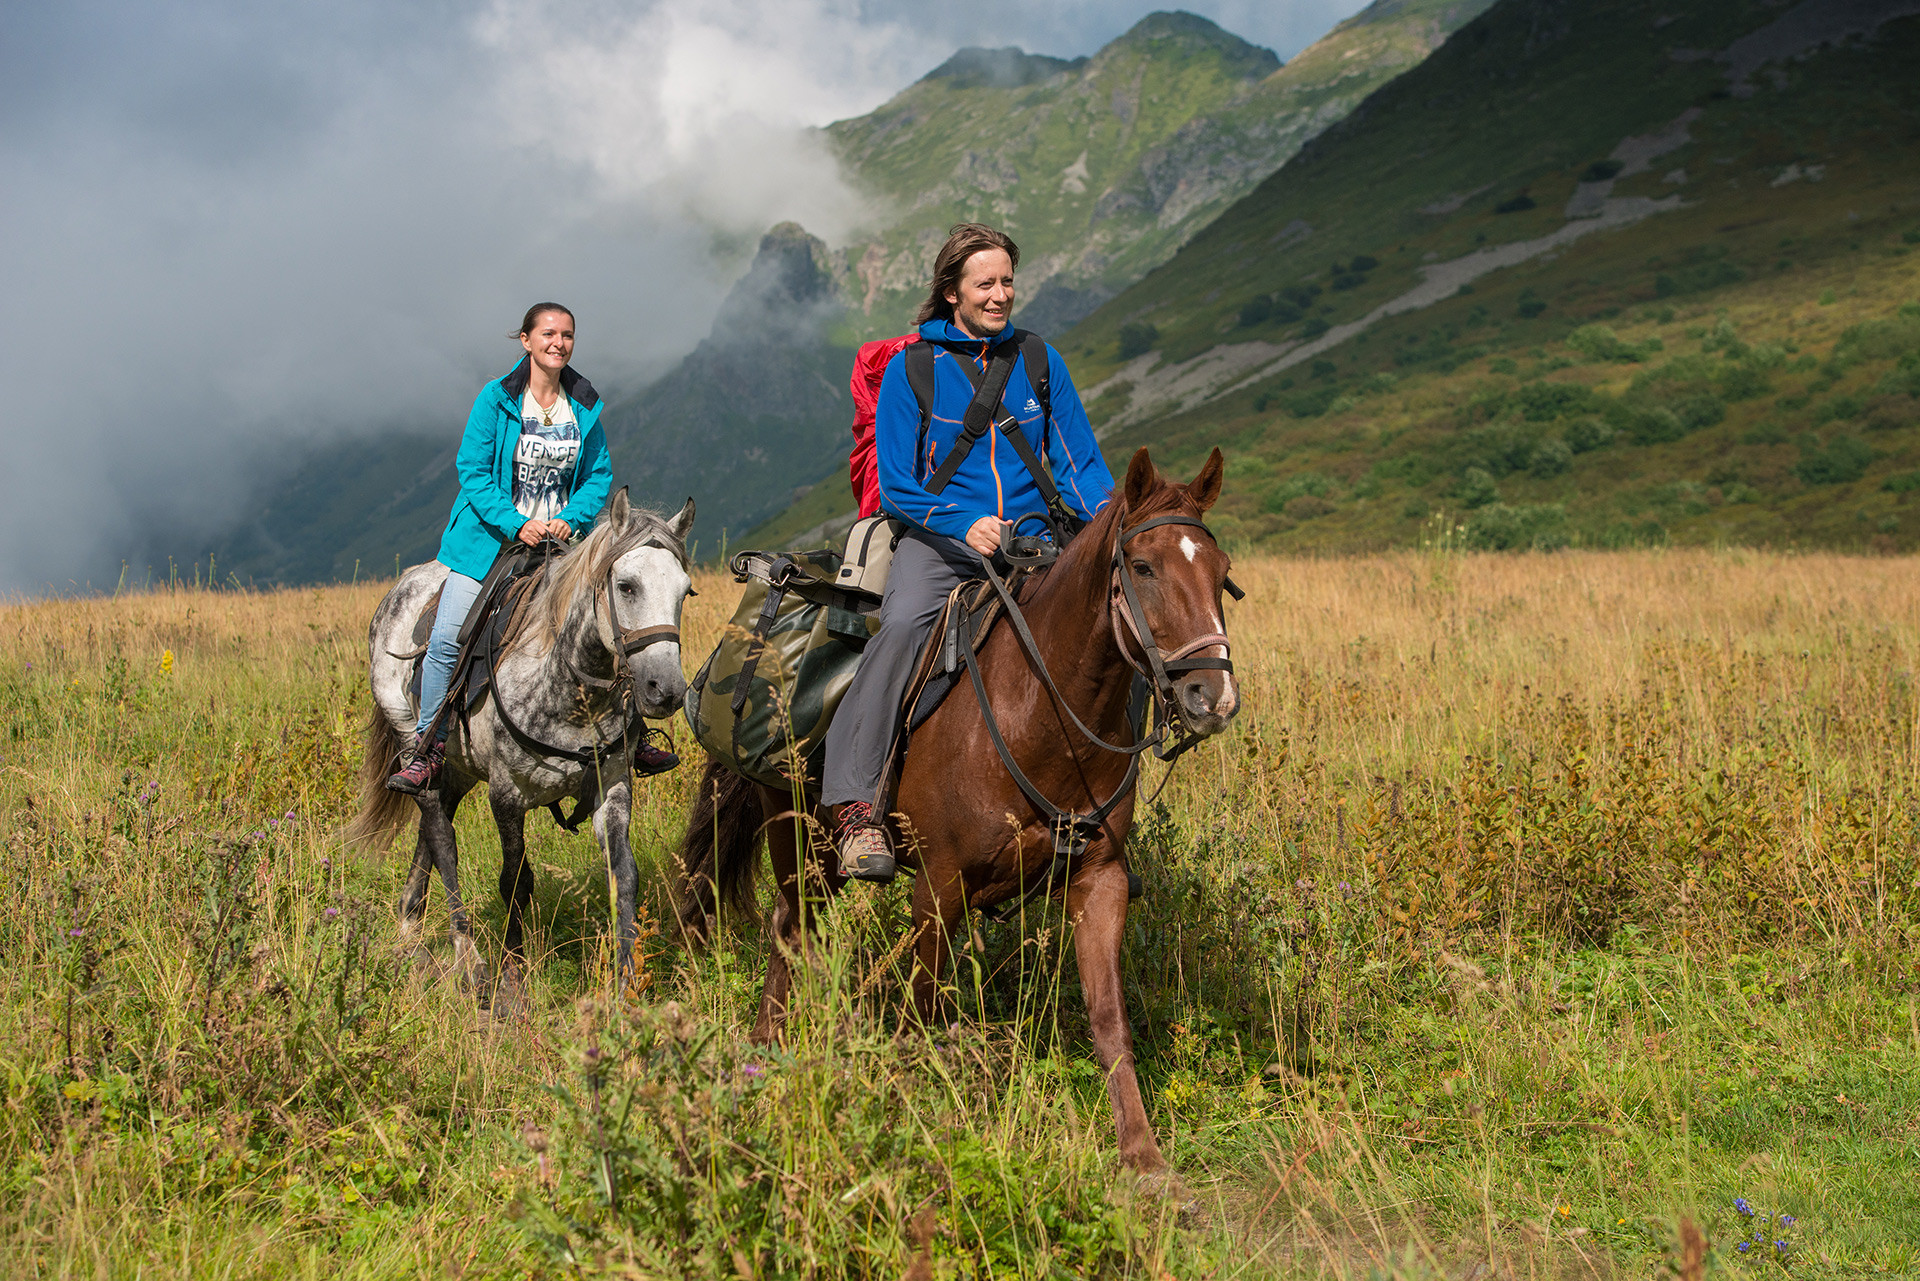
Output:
[413, 569, 485, 738]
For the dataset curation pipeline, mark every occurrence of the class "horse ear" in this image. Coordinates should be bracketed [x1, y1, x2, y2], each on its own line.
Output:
[1188, 448, 1225, 512]
[606, 486, 631, 529]
[1123, 447, 1156, 512]
[671, 496, 696, 540]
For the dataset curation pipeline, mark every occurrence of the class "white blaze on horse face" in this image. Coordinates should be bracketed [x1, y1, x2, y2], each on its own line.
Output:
[1179, 535, 1198, 563]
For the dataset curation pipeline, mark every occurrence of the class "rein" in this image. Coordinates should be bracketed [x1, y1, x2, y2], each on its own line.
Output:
[958, 510, 1239, 914]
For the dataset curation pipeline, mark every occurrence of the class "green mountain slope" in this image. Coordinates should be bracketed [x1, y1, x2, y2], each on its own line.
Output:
[827, 2, 1494, 339]
[1054, 0, 1920, 554]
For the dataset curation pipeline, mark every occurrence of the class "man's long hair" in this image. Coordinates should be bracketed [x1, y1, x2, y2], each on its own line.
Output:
[916, 223, 1021, 325]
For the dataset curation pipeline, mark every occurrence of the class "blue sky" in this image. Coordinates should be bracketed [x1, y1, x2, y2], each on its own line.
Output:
[0, 0, 1369, 590]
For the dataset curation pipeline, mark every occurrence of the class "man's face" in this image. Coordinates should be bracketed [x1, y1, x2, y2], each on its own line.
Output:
[945, 248, 1014, 338]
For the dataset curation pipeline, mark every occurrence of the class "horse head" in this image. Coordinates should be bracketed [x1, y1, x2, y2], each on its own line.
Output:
[1113, 446, 1239, 737]
[596, 487, 696, 719]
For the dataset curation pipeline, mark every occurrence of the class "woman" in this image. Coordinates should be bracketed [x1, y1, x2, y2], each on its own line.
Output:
[386, 302, 675, 792]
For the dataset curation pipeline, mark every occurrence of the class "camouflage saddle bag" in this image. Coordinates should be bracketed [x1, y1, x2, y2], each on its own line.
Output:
[683, 549, 880, 792]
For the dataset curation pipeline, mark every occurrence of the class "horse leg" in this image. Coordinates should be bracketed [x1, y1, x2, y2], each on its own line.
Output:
[910, 862, 966, 1026]
[418, 773, 486, 997]
[396, 823, 434, 971]
[1068, 858, 1167, 1173]
[491, 791, 532, 1021]
[751, 793, 804, 1044]
[592, 778, 642, 994]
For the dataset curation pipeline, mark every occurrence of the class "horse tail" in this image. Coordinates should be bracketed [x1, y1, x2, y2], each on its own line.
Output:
[674, 756, 764, 944]
[344, 701, 415, 852]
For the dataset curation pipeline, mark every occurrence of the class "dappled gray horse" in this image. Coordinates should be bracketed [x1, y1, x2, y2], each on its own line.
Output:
[348, 490, 694, 1014]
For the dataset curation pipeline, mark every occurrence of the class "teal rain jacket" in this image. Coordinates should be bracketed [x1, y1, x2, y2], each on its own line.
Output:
[434, 356, 612, 580]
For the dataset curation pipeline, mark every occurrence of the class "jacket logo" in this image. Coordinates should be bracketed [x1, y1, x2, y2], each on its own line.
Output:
[1024, 398, 1041, 414]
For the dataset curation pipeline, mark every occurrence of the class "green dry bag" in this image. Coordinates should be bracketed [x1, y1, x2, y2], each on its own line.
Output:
[682, 549, 879, 792]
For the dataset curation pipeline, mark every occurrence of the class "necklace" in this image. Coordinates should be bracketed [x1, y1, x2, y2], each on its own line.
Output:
[532, 387, 560, 426]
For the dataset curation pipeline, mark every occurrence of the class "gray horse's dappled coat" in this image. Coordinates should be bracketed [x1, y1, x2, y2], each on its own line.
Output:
[349, 489, 694, 1013]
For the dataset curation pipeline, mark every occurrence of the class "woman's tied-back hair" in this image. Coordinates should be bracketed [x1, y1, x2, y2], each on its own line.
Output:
[513, 302, 575, 339]
[916, 224, 1020, 325]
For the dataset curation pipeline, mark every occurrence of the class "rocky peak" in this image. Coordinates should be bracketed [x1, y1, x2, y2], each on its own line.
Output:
[709, 222, 835, 342]
[920, 46, 1086, 90]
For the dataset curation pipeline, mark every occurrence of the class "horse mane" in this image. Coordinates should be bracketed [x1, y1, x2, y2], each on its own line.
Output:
[1047, 459, 1193, 588]
[526, 506, 689, 645]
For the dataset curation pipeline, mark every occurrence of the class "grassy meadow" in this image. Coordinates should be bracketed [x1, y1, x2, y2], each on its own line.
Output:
[2, 546, 1918, 1277]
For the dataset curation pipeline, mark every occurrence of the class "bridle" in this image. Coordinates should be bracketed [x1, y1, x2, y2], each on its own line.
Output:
[957, 507, 1241, 912]
[481, 539, 687, 828]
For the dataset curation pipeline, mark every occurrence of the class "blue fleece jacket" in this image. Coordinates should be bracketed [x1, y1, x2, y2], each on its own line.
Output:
[434, 356, 612, 580]
[875, 320, 1113, 542]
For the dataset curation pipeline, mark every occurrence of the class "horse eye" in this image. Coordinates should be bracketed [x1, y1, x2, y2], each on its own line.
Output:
[618, 582, 636, 597]
[1131, 559, 1154, 578]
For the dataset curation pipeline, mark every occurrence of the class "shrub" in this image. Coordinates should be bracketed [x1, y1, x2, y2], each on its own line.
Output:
[1280, 284, 1322, 309]
[1829, 315, 1920, 371]
[1236, 296, 1272, 328]
[1464, 502, 1569, 550]
[1462, 423, 1538, 477]
[1284, 494, 1338, 520]
[1583, 158, 1625, 182]
[1529, 437, 1573, 477]
[1331, 272, 1368, 291]
[1117, 322, 1159, 360]
[1495, 194, 1537, 213]
[1882, 470, 1920, 493]
[1566, 324, 1643, 363]
[1262, 472, 1336, 512]
[1300, 316, 1331, 341]
[1488, 356, 1519, 375]
[1458, 467, 1500, 508]
[1654, 248, 1748, 297]
[1284, 385, 1341, 417]
[1515, 381, 1594, 422]
[1627, 407, 1685, 444]
[1719, 364, 1773, 401]
[1348, 255, 1380, 272]
[1566, 417, 1615, 452]
[1794, 434, 1875, 485]
[1310, 359, 1337, 379]
[1518, 299, 1548, 319]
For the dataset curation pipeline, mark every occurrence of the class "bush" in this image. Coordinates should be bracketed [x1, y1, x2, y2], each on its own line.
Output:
[1654, 250, 1747, 297]
[1495, 194, 1537, 213]
[1627, 407, 1685, 444]
[1283, 495, 1338, 520]
[1280, 284, 1322, 309]
[1566, 324, 1643, 363]
[1883, 469, 1920, 493]
[1458, 467, 1500, 508]
[1262, 472, 1336, 513]
[1236, 296, 1271, 328]
[1515, 381, 1594, 422]
[1583, 158, 1625, 182]
[1348, 255, 1380, 272]
[1829, 315, 1920, 371]
[1117, 322, 1159, 360]
[1300, 316, 1330, 341]
[1462, 424, 1537, 477]
[1530, 437, 1573, 477]
[1518, 299, 1548, 319]
[1465, 502, 1570, 550]
[1331, 271, 1368, 291]
[1795, 434, 1875, 486]
[1566, 416, 1615, 453]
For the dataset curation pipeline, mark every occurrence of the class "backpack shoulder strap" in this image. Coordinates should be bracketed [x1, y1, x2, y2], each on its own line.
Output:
[1017, 330, 1051, 447]
[904, 339, 936, 463]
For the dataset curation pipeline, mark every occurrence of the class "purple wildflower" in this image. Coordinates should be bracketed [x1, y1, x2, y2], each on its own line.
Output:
[1779, 1215, 1796, 1227]
[324, 907, 339, 919]
[1737, 1242, 1750, 1254]
[68, 928, 83, 937]
[1734, 1197, 1753, 1217]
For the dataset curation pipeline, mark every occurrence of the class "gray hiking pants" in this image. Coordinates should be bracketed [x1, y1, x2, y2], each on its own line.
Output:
[821, 527, 981, 810]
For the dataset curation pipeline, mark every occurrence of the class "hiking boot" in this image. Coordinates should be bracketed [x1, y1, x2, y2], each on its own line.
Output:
[634, 726, 680, 777]
[833, 802, 895, 883]
[385, 733, 445, 794]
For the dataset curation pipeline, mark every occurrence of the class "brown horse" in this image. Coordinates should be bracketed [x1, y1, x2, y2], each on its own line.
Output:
[676, 446, 1237, 1171]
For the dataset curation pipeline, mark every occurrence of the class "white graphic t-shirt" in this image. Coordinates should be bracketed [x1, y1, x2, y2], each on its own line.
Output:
[513, 389, 581, 521]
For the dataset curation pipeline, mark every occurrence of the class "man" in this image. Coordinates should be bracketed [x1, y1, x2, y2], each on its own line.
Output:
[821, 223, 1116, 881]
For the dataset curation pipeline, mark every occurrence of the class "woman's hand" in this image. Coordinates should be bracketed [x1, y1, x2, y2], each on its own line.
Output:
[964, 516, 1006, 556]
[518, 519, 572, 547]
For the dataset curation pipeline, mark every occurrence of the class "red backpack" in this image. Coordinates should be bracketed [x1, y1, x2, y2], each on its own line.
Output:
[847, 333, 918, 518]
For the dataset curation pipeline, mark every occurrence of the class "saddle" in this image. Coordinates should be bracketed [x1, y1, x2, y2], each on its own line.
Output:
[389, 549, 547, 724]
[899, 576, 1011, 742]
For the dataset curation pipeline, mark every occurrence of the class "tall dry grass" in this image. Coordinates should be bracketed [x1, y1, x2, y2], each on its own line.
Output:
[1, 549, 1916, 1276]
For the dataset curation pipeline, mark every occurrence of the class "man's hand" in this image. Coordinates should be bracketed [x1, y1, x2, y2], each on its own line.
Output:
[964, 516, 1006, 556]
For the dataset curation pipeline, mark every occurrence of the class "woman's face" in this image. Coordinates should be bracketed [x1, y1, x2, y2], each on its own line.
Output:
[944, 249, 1014, 338]
[520, 310, 575, 373]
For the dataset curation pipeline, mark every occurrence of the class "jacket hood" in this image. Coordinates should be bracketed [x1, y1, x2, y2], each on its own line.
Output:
[918, 319, 1020, 348]
[501, 354, 601, 410]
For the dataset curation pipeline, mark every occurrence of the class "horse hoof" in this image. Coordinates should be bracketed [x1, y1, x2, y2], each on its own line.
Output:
[493, 964, 529, 1022]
